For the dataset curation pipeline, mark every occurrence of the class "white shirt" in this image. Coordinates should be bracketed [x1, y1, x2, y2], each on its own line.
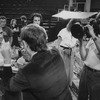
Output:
[1, 39, 12, 66]
[84, 38, 100, 70]
[57, 28, 77, 48]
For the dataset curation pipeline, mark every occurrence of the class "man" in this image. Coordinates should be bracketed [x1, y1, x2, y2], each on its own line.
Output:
[78, 24, 100, 100]
[1, 24, 72, 100]
[0, 16, 13, 45]
[31, 13, 48, 40]
[31, 13, 42, 25]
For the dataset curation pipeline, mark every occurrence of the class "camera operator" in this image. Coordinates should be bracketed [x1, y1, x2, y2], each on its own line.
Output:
[71, 23, 100, 100]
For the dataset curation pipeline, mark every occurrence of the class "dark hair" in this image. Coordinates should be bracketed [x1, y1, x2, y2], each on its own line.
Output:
[20, 15, 27, 21]
[20, 15, 27, 27]
[20, 24, 47, 52]
[31, 13, 42, 22]
[88, 18, 100, 36]
[0, 16, 7, 20]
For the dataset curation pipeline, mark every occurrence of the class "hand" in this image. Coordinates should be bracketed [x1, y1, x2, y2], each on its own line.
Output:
[11, 48, 19, 59]
[86, 25, 96, 37]
[21, 49, 31, 61]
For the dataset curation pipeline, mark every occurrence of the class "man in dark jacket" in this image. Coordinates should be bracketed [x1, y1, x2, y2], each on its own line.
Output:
[1, 24, 72, 100]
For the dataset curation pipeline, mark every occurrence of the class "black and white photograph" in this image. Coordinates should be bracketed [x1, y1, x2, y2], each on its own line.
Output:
[0, 0, 100, 100]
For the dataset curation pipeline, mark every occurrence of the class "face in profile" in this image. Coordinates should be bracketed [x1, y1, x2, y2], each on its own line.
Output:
[0, 19, 6, 28]
[33, 16, 41, 25]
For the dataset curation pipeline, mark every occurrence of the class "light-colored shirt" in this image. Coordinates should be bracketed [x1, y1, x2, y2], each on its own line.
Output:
[84, 38, 100, 70]
[1, 39, 12, 66]
[57, 28, 77, 48]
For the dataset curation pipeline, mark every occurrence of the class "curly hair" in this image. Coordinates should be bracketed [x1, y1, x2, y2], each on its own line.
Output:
[20, 24, 47, 52]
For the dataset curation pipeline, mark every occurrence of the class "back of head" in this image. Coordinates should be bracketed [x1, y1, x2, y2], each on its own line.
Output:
[21, 24, 47, 52]
[89, 18, 100, 36]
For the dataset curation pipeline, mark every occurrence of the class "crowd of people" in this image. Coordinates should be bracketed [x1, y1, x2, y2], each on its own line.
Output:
[0, 11, 100, 100]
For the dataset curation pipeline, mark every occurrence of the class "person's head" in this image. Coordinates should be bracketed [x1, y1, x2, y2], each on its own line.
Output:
[10, 19, 17, 26]
[20, 15, 27, 22]
[0, 16, 7, 28]
[20, 15, 27, 27]
[20, 24, 47, 55]
[88, 18, 100, 37]
[31, 13, 42, 25]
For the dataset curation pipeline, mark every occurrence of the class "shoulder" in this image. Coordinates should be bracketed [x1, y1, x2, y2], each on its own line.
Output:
[58, 28, 66, 34]
[57, 28, 67, 37]
[3, 26, 11, 30]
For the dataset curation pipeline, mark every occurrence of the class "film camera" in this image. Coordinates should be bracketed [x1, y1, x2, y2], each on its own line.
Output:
[70, 23, 84, 39]
[71, 19, 100, 39]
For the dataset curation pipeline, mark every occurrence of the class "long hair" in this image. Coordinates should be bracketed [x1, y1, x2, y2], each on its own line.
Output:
[10, 19, 17, 27]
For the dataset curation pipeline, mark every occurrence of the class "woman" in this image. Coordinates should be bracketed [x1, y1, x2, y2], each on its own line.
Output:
[10, 19, 20, 48]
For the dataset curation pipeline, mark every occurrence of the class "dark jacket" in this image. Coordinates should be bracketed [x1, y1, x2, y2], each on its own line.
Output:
[2, 48, 72, 100]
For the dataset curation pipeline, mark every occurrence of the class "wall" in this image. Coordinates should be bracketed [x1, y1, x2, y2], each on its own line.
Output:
[91, 0, 100, 11]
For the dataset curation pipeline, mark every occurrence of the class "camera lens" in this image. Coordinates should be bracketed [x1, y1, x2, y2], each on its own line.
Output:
[71, 24, 84, 39]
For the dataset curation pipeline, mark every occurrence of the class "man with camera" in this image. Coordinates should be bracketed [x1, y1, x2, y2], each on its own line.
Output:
[71, 23, 100, 100]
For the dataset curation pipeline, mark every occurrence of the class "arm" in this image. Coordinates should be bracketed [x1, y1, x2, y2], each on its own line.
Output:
[79, 38, 89, 61]
[87, 25, 100, 53]
[8, 27, 13, 45]
[57, 36, 62, 47]
[2, 67, 30, 92]
[9, 36, 13, 45]
[94, 37, 100, 53]
[9, 69, 30, 91]
[66, 19, 75, 31]
[57, 29, 62, 49]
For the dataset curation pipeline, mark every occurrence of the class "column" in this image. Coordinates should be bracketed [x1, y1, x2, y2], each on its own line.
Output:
[84, 0, 91, 12]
